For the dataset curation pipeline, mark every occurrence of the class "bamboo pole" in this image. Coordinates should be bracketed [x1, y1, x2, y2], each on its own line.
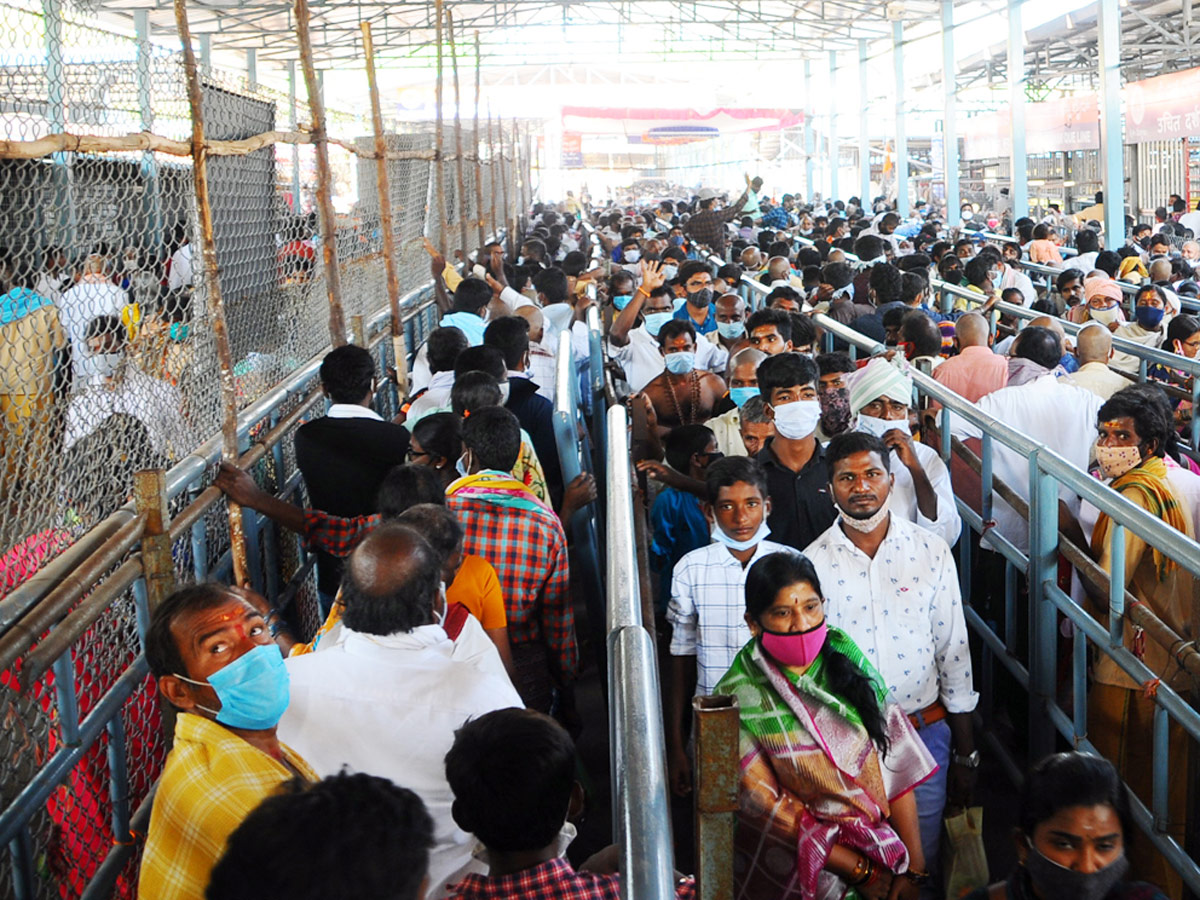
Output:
[295, 0, 347, 346]
[447, 10, 469, 259]
[498, 117, 512, 256]
[487, 107, 498, 246]
[511, 120, 520, 244]
[472, 33, 486, 248]
[360, 22, 407, 395]
[434, 0, 448, 256]
[173, 0, 250, 587]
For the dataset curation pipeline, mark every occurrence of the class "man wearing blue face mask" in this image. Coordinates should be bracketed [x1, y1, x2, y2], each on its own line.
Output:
[754, 352, 837, 552]
[640, 320, 728, 437]
[140, 583, 319, 899]
[705, 292, 750, 362]
[1111, 284, 1171, 374]
[673, 260, 720, 336]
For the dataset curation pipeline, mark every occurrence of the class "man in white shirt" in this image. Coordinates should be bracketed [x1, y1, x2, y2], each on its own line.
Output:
[947, 329, 1103, 555]
[279, 524, 522, 900]
[167, 240, 193, 291]
[848, 357, 961, 548]
[59, 252, 128, 383]
[805, 431, 978, 887]
[1179, 203, 1200, 238]
[514, 305, 556, 402]
[665, 456, 795, 797]
[406, 326, 469, 424]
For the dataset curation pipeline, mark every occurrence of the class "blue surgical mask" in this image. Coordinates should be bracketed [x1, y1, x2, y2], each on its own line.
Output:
[661, 264, 679, 281]
[1135, 305, 1165, 329]
[456, 453, 470, 477]
[717, 320, 746, 340]
[729, 386, 759, 407]
[711, 519, 771, 552]
[644, 311, 673, 336]
[613, 293, 634, 310]
[175, 643, 290, 730]
[625, 249, 642, 263]
[664, 351, 695, 374]
[670, 236, 685, 247]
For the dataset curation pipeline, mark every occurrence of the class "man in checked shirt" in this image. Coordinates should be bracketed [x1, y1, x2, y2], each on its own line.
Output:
[214, 406, 578, 718]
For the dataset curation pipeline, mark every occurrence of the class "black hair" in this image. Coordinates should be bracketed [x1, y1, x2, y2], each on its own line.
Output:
[461, 405, 521, 472]
[451, 371, 502, 417]
[901, 310, 943, 357]
[826, 430, 892, 475]
[746, 307, 793, 343]
[608, 270, 635, 293]
[757, 352, 817, 401]
[377, 462, 447, 520]
[821, 261, 855, 290]
[532, 268, 569, 304]
[1095, 250, 1121, 278]
[938, 254, 964, 280]
[1018, 752, 1132, 841]
[1056, 268, 1085, 293]
[717, 262, 743, 284]
[901, 271, 928, 306]
[657, 318, 696, 349]
[145, 583, 232, 679]
[206, 772, 435, 900]
[1166, 314, 1200, 347]
[561, 251, 587, 278]
[1013, 325, 1062, 370]
[678, 259, 713, 286]
[1076, 229, 1100, 254]
[664, 424, 715, 473]
[426, 326, 470, 376]
[797, 247, 822, 268]
[766, 285, 802, 308]
[1033, 223, 1051, 240]
[816, 351, 855, 376]
[963, 255, 993, 288]
[395, 503, 463, 560]
[445, 708, 577, 853]
[767, 241, 793, 259]
[452, 277, 492, 314]
[340, 523, 442, 635]
[790, 313, 817, 348]
[318, 345, 376, 404]
[454, 345, 506, 381]
[867, 264, 902, 304]
[483, 316, 531, 370]
[743, 553, 890, 754]
[896, 254, 932, 273]
[520, 238, 547, 261]
[1097, 384, 1173, 459]
[704, 455, 769, 505]
[853, 234, 885, 261]
[881, 305, 907, 332]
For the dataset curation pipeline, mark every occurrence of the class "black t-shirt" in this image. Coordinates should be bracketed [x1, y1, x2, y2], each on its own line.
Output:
[756, 438, 837, 553]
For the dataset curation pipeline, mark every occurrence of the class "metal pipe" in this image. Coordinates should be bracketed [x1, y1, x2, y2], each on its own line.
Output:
[693, 695, 739, 900]
[858, 39, 870, 204]
[605, 405, 641, 634]
[892, 21, 908, 217]
[1008, 0, 1028, 219]
[804, 59, 815, 199]
[1097, 0, 1126, 245]
[941, 0, 960, 224]
[447, 10, 470, 258]
[828, 50, 839, 203]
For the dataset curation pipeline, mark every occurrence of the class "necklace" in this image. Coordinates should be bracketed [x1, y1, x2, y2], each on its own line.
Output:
[664, 371, 701, 425]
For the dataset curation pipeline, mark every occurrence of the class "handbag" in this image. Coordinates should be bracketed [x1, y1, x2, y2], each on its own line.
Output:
[943, 806, 989, 899]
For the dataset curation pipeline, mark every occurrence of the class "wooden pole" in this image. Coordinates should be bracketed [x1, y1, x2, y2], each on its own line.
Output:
[511, 120, 520, 244]
[498, 118, 512, 256]
[487, 107, 498, 247]
[473, 33, 486, 248]
[434, 0, 448, 256]
[295, 0, 347, 346]
[173, 0, 250, 587]
[447, 10, 469, 259]
[360, 21, 407, 395]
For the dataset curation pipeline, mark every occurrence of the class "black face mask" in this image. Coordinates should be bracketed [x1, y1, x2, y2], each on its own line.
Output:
[1023, 843, 1128, 900]
[688, 287, 713, 308]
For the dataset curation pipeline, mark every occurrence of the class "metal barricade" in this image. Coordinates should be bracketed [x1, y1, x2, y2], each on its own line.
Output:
[604, 404, 675, 900]
[813, 311, 1200, 894]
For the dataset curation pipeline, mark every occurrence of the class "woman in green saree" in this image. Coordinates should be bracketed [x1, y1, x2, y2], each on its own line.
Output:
[714, 552, 936, 900]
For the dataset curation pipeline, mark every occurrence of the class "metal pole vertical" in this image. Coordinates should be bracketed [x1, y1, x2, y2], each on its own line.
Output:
[859, 39, 870, 204]
[829, 50, 839, 203]
[361, 23, 406, 396]
[198, 32, 211, 69]
[803, 59, 815, 200]
[473, 33, 487, 248]
[134, 10, 162, 253]
[288, 61, 301, 212]
[245, 48, 257, 90]
[295, 0, 347, 346]
[487, 108, 499, 244]
[173, 0, 251, 587]
[43, 0, 73, 249]
[1008, 0, 1029, 219]
[447, 10, 470, 257]
[942, 0, 961, 224]
[434, 0, 448, 255]
[693, 696, 740, 900]
[893, 20, 909, 217]
[1097, 0, 1125, 244]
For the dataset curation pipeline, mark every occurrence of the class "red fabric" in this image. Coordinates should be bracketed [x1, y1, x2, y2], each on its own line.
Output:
[442, 602, 471, 640]
[451, 858, 695, 900]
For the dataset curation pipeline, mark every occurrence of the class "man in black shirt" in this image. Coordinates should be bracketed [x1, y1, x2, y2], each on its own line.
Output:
[755, 352, 837, 552]
[294, 345, 410, 615]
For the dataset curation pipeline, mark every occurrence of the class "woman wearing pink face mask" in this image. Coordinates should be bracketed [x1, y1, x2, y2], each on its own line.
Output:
[714, 553, 936, 900]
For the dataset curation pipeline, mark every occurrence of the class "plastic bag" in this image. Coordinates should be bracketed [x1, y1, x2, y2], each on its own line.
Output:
[943, 806, 989, 899]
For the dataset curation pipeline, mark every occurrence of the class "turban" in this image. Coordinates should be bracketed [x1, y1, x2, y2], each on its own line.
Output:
[1083, 276, 1123, 304]
[849, 357, 913, 415]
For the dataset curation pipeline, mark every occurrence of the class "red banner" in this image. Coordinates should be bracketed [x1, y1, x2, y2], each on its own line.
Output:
[1125, 67, 1200, 143]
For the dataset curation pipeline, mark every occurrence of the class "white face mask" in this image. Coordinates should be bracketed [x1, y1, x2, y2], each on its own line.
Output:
[856, 413, 910, 439]
[840, 493, 892, 533]
[1089, 305, 1121, 325]
[498, 382, 511, 404]
[625, 248, 641, 263]
[770, 399, 821, 440]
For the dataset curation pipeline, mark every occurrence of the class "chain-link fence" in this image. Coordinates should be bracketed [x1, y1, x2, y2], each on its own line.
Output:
[0, 0, 528, 894]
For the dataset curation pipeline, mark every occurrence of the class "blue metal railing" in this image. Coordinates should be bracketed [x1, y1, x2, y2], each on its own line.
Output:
[813, 311, 1200, 894]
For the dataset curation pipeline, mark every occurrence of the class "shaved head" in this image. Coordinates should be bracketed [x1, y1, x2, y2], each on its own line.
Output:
[340, 523, 442, 636]
[1149, 259, 1172, 283]
[955, 312, 990, 347]
[1075, 322, 1114, 364]
[514, 305, 544, 344]
[766, 257, 792, 281]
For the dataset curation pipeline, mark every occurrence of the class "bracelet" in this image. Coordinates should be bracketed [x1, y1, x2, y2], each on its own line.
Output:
[902, 869, 931, 885]
[848, 855, 873, 886]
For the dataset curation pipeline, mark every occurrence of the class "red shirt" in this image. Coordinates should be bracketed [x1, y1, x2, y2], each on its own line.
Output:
[931, 344, 1009, 404]
[451, 858, 695, 900]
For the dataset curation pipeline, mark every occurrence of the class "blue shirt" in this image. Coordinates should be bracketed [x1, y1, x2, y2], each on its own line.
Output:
[439, 310, 487, 346]
[761, 206, 790, 230]
[649, 487, 710, 614]
[673, 302, 718, 336]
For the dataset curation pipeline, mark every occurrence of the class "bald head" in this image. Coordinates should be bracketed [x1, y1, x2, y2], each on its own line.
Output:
[1150, 259, 1172, 283]
[514, 305, 544, 344]
[766, 257, 792, 282]
[340, 523, 443, 636]
[1075, 322, 1114, 364]
[1028, 315, 1065, 340]
[741, 247, 763, 269]
[955, 312, 990, 347]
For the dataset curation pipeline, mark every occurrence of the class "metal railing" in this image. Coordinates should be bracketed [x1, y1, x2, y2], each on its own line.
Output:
[814, 311, 1200, 894]
[604, 403, 675, 900]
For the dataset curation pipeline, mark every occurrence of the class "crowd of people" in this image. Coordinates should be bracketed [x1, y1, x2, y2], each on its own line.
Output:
[114, 177, 1200, 900]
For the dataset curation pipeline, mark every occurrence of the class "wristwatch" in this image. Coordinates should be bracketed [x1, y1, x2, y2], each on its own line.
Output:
[951, 749, 981, 769]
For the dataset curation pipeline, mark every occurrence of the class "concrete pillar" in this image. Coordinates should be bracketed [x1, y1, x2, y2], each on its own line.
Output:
[942, 0, 961, 224]
[892, 21, 909, 216]
[1097, 0, 1125, 244]
[1008, 0, 1029, 219]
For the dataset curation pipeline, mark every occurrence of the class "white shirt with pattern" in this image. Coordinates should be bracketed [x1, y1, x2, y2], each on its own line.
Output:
[804, 515, 978, 716]
[668, 539, 798, 698]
